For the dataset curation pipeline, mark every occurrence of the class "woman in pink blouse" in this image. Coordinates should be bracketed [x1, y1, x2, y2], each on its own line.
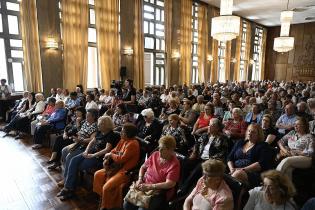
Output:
[184, 159, 233, 210]
[123, 135, 180, 210]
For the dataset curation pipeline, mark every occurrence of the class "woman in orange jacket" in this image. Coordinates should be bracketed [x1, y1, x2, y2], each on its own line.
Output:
[93, 123, 140, 209]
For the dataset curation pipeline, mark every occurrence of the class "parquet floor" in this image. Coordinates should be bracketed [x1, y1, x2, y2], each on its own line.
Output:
[0, 131, 99, 210]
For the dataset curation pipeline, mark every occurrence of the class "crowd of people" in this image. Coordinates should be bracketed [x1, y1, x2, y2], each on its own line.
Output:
[1, 78, 315, 210]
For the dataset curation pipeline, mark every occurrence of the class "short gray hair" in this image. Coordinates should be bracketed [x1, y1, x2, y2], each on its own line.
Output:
[141, 108, 155, 119]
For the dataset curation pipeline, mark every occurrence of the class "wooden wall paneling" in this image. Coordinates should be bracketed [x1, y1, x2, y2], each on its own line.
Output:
[120, 0, 135, 81]
[36, 0, 63, 95]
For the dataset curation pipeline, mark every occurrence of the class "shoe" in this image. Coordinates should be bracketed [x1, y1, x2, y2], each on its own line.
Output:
[57, 188, 70, 197]
[48, 162, 61, 170]
[59, 191, 74, 201]
[57, 180, 64, 188]
[15, 134, 24, 140]
[32, 144, 43, 150]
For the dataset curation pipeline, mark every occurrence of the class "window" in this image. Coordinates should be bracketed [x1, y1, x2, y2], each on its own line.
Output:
[143, 0, 165, 86]
[218, 41, 226, 82]
[191, 2, 199, 84]
[239, 20, 247, 81]
[0, 0, 25, 92]
[251, 25, 263, 81]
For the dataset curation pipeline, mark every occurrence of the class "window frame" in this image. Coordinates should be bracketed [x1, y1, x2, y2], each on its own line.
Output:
[191, 2, 199, 84]
[0, 0, 24, 92]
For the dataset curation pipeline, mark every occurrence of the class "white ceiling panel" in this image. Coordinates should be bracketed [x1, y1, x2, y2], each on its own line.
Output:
[201, 0, 315, 26]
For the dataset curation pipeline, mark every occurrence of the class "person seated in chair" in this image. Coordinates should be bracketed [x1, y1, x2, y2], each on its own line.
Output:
[32, 100, 67, 149]
[191, 103, 215, 136]
[227, 124, 274, 188]
[136, 108, 161, 154]
[93, 123, 140, 210]
[276, 117, 314, 181]
[123, 135, 180, 210]
[57, 116, 120, 200]
[244, 170, 297, 210]
[223, 107, 247, 142]
[180, 118, 230, 196]
[183, 159, 234, 210]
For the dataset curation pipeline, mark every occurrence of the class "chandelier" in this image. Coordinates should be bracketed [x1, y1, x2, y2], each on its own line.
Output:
[273, 1, 295, 52]
[211, 0, 240, 42]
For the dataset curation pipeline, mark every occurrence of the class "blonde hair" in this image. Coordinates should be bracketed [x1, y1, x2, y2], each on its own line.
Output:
[261, 170, 296, 200]
[159, 135, 176, 150]
[98, 116, 115, 130]
[232, 107, 243, 117]
[245, 124, 264, 142]
[202, 159, 226, 177]
[168, 114, 180, 122]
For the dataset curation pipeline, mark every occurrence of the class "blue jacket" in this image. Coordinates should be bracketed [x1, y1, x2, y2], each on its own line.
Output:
[245, 112, 263, 125]
[47, 108, 67, 130]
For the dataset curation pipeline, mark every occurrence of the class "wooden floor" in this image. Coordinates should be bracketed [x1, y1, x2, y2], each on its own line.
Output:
[0, 130, 99, 210]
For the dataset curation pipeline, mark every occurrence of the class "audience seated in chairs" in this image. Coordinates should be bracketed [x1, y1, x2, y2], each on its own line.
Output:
[47, 106, 86, 169]
[227, 124, 274, 188]
[244, 170, 297, 210]
[223, 107, 247, 142]
[5, 91, 29, 122]
[276, 103, 297, 137]
[192, 95, 205, 114]
[57, 116, 120, 200]
[191, 103, 215, 136]
[159, 99, 180, 123]
[85, 93, 99, 110]
[113, 103, 129, 131]
[262, 114, 280, 148]
[58, 109, 98, 183]
[93, 123, 140, 210]
[183, 159, 234, 210]
[178, 99, 198, 132]
[32, 100, 67, 149]
[124, 135, 180, 210]
[2, 92, 36, 135]
[244, 103, 263, 125]
[276, 117, 314, 180]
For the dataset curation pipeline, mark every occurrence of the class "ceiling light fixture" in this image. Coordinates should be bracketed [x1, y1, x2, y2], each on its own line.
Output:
[211, 0, 240, 42]
[273, 0, 295, 53]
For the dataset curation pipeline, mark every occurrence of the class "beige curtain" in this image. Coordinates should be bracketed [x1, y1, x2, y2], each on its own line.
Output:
[95, 0, 120, 90]
[179, 0, 192, 85]
[225, 41, 232, 81]
[234, 19, 243, 81]
[165, 0, 172, 88]
[260, 28, 267, 80]
[20, 0, 43, 92]
[209, 8, 220, 83]
[197, 5, 208, 83]
[62, 0, 88, 90]
[133, 0, 144, 89]
[244, 22, 252, 81]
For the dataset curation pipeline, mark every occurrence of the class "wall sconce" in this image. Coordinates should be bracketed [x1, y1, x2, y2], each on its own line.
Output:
[231, 58, 237, 63]
[45, 38, 59, 49]
[122, 48, 134, 56]
[207, 55, 213, 62]
[171, 51, 180, 59]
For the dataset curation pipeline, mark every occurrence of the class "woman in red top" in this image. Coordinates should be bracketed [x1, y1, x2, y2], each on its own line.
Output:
[124, 135, 180, 210]
[223, 107, 247, 141]
[192, 103, 215, 135]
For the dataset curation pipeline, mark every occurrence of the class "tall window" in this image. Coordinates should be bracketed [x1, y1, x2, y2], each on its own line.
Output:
[59, 0, 100, 89]
[0, 0, 24, 92]
[143, 0, 165, 86]
[252, 25, 263, 81]
[191, 2, 199, 84]
[218, 41, 226, 82]
[239, 20, 247, 81]
[87, 0, 99, 89]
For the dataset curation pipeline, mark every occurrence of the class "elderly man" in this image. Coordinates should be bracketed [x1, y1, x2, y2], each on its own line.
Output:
[192, 95, 205, 114]
[296, 101, 313, 122]
[276, 103, 297, 137]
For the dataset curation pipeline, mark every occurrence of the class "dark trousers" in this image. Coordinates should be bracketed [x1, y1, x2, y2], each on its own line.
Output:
[33, 124, 53, 144]
[52, 136, 73, 162]
[123, 193, 166, 210]
[179, 158, 203, 195]
[4, 114, 22, 131]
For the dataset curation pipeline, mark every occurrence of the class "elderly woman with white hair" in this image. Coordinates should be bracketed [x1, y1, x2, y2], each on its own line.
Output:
[137, 108, 161, 152]
[223, 107, 247, 142]
[57, 116, 120, 200]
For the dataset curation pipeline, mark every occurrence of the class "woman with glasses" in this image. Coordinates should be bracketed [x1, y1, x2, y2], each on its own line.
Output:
[183, 159, 233, 210]
[277, 117, 314, 180]
[244, 170, 297, 210]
